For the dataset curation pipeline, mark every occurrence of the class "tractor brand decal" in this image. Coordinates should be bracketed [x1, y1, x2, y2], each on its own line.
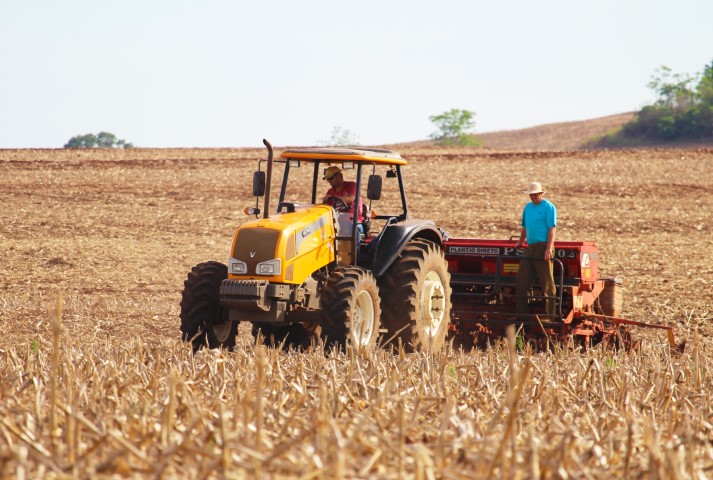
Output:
[448, 246, 500, 255]
[295, 214, 329, 254]
[573, 295, 583, 310]
[581, 253, 591, 267]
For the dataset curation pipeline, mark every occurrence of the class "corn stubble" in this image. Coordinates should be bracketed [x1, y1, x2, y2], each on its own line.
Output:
[0, 314, 711, 478]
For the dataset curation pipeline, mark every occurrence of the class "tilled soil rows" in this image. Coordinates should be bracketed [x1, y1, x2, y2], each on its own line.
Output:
[2, 147, 710, 344]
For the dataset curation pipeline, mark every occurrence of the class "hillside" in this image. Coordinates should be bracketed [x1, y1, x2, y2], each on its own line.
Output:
[395, 112, 636, 151]
[476, 112, 636, 150]
[400, 111, 713, 150]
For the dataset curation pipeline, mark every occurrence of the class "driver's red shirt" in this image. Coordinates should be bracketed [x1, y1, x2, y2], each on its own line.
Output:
[326, 181, 363, 221]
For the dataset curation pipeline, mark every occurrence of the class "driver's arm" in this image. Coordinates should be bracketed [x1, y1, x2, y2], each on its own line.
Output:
[322, 192, 355, 204]
[336, 192, 355, 205]
[322, 183, 356, 205]
[335, 182, 356, 205]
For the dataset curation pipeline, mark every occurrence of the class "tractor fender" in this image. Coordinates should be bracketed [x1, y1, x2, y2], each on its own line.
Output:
[370, 219, 445, 277]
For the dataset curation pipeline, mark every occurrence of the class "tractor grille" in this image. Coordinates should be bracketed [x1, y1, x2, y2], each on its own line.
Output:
[233, 228, 281, 273]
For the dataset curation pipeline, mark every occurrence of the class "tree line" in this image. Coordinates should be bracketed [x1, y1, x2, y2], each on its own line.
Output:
[600, 59, 713, 145]
[64, 132, 133, 148]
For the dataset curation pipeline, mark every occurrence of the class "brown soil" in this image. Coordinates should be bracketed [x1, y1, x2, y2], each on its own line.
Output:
[1, 145, 711, 344]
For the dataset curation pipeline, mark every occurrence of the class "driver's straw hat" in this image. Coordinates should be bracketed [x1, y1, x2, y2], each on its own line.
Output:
[323, 166, 341, 180]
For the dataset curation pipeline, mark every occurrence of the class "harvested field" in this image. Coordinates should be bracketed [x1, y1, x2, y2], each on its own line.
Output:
[1, 146, 712, 478]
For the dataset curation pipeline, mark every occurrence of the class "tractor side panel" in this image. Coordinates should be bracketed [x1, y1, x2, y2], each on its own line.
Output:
[290, 209, 337, 281]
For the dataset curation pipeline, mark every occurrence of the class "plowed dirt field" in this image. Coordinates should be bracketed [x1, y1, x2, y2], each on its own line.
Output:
[2, 147, 711, 344]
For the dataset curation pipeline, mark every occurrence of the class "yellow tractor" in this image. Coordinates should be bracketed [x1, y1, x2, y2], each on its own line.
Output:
[180, 140, 451, 352]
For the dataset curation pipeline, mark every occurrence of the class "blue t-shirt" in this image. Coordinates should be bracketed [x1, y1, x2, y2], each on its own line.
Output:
[521, 199, 557, 244]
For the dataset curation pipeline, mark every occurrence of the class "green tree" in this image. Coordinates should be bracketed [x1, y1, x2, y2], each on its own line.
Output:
[65, 133, 97, 148]
[647, 66, 697, 110]
[692, 61, 713, 137]
[595, 59, 713, 146]
[64, 132, 133, 148]
[96, 131, 117, 147]
[696, 61, 713, 106]
[429, 108, 477, 145]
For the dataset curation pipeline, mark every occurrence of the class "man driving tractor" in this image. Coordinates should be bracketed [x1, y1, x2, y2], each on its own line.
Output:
[321, 165, 363, 223]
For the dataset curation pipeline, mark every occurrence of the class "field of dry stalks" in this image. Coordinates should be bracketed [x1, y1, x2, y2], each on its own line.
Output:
[1, 146, 712, 478]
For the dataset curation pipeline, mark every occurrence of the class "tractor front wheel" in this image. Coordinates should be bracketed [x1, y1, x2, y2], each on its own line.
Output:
[321, 267, 381, 352]
[180, 261, 237, 352]
[379, 239, 452, 352]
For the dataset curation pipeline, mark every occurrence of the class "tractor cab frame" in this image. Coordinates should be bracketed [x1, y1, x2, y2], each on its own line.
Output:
[249, 144, 444, 274]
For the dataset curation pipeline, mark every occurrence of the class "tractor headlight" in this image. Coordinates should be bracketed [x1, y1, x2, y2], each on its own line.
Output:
[228, 258, 247, 274]
[256, 259, 281, 276]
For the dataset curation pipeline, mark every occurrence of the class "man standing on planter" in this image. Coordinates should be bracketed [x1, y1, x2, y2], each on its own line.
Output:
[514, 182, 558, 319]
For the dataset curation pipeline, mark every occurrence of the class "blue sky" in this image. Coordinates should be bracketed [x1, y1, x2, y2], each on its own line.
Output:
[1, 0, 711, 148]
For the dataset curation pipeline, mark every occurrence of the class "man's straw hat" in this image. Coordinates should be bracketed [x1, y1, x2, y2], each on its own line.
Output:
[323, 166, 341, 180]
[523, 181, 545, 194]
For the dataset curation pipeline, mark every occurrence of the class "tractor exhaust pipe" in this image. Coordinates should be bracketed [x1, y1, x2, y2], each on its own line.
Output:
[262, 138, 273, 219]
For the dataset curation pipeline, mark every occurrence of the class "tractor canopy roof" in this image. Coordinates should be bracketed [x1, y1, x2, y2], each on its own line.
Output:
[280, 147, 407, 166]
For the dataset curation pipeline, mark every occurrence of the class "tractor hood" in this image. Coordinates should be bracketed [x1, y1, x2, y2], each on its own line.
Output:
[227, 204, 337, 284]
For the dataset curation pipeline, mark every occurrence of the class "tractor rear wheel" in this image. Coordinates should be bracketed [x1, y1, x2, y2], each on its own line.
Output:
[321, 267, 381, 351]
[180, 261, 237, 352]
[379, 239, 452, 352]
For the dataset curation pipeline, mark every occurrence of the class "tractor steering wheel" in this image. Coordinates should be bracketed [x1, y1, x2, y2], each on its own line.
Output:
[324, 196, 350, 213]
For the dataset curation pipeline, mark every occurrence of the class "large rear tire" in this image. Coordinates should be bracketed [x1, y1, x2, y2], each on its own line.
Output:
[378, 239, 452, 352]
[321, 267, 381, 352]
[180, 261, 237, 352]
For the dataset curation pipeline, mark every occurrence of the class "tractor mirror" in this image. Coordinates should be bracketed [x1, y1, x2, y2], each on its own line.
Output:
[252, 171, 265, 197]
[367, 175, 382, 200]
